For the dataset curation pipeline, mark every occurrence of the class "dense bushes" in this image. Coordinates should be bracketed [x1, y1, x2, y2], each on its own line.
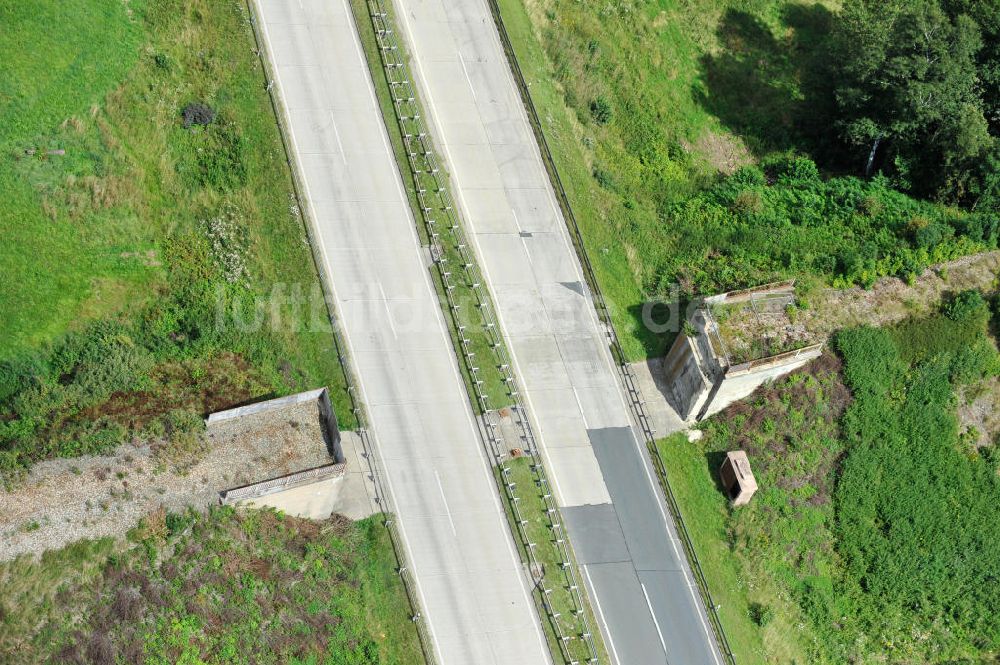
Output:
[654, 157, 998, 296]
[829, 293, 1000, 660]
[829, 0, 1000, 209]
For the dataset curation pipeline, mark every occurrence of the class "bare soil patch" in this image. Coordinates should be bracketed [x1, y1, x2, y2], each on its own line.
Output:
[800, 251, 1000, 339]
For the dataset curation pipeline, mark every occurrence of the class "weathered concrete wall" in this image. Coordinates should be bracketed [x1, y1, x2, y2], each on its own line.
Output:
[224, 431, 378, 521]
[206, 387, 343, 462]
[698, 344, 823, 420]
[662, 334, 710, 420]
[662, 300, 824, 422]
[702, 279, 795, 306]
[220, 462, 346, 503]
[240, 476, 345, 520]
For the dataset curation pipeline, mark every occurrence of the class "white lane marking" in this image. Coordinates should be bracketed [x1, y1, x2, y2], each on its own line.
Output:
[584, 566, 622, 665]
[394, 0, 579, 532]
[393, 1, 725, 661]
[458, 52, 477, 101]
[256, 2, 449, 660]
[511, 207, 532, 264]
[329, 111, 348, 164]
[377, 281, 397, 338]
[641, 582, 668, 657]
[434, 469, 457, 536]
[342, 2, 552, 660]
[571, 387, 588, 429]
[510, 207, 522, 233]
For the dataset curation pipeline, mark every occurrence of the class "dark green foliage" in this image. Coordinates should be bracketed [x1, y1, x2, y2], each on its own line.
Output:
[589, 96, 612, 125]
[497, 0, 999, 360]
[657, 157, 994, 295]
[944, 288, 988, 320]
[748, 603, 774, 627]
[831, 0, 999, 206]
[827, 301, 1000, 660]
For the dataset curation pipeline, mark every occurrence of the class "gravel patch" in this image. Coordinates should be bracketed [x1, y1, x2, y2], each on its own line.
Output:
[0, 400, 332, 561]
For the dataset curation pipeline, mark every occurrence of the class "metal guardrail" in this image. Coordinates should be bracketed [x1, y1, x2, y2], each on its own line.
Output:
[480, 1, 739, 662]
[360, 1, 602, 662]
[242, 3, 438, 663]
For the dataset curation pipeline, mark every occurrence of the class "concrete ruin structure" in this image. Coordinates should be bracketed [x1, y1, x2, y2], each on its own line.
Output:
[207, 388, 374, 520]
[663, 281, 823, 421]
[719, 451, 757, 507]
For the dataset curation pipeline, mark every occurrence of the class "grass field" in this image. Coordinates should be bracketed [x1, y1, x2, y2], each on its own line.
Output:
[0, 507, 423, 664]
[493, 0, 997, 360]
[0, 0, 354, 479]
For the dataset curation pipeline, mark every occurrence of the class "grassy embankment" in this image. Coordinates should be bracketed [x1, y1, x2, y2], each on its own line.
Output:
[349, 1, 607, 661]
[0, 0, 354, 483]
[494, 0, 999, 360]
[658, 291, 1000, 663]
[0, 507, 423, 664]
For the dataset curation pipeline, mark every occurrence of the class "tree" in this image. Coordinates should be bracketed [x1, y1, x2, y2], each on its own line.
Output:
[942, 0, 1000, 130]
[832, 0, 992, 202]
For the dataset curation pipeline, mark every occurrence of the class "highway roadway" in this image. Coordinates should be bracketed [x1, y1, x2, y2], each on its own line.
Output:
[394, 0, 725, 662]
[250, 1, 551, 663]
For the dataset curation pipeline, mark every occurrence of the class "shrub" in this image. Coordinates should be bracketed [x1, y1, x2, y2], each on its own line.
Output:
[593, 167, 614, 189]
[589, 96, 612, 125]
[156, 409, 206, 466]
[748, 602, 774, 627]
[944, 289, 988, 322]
[181, 102, 215, 128]
[775, 156, 820, 185]
[182, 117, 248, 190]
[731, 189, 763, 215]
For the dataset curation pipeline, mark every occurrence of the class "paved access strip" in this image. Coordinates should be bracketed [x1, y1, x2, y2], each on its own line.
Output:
[249, 1, 551, 663]
[394, 0, 725, 663]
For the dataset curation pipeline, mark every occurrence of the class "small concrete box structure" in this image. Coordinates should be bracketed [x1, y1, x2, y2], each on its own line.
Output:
[719, 451, 758, 506]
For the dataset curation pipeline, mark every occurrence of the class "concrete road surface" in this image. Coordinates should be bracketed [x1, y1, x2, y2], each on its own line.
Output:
[251, 1, 551, 663]
[394, 0, 724, 662]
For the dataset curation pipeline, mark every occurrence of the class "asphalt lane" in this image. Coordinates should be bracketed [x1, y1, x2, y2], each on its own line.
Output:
[393, 0, 724, 662]
[251, 1, 550, 663]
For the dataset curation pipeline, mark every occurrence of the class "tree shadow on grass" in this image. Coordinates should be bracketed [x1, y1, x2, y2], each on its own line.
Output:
[694, 4, 838, 160]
